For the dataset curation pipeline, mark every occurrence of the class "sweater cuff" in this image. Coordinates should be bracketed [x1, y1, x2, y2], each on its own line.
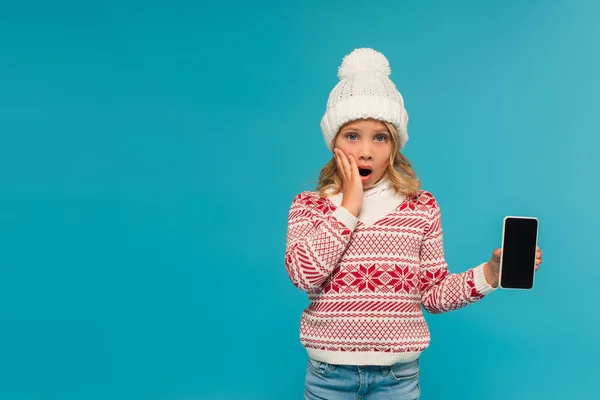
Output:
[332, 206, 359, 231]
[473, 263, 498, 296]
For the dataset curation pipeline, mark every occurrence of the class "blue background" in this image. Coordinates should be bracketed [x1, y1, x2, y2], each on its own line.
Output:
[1, 0, 599, 399]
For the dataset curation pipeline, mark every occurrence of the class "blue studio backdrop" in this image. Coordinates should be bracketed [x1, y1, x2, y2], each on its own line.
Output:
[1, 0, 599, 399]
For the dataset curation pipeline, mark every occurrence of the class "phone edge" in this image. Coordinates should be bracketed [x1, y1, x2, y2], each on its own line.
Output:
[499, 216, 539, 291]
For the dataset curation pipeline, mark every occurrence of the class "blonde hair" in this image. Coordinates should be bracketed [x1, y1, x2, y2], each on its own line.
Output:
[316, 119, 421, 197]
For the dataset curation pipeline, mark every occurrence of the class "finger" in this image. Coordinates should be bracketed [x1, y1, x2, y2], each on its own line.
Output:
[334, 149, 346, 181]
[348, 155, 360, 181]
[535, 265, 539, 271]
[339, 150, 352, 181]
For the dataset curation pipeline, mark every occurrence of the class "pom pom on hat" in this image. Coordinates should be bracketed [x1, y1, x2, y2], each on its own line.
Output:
[321, 48, 409, 151]
[338, 48, 391, 80]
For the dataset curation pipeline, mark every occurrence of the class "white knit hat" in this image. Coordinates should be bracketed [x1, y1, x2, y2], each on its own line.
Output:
[320, 48, 409, 151]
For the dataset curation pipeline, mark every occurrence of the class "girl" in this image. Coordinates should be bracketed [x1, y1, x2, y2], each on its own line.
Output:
[284, 48, 543, 400]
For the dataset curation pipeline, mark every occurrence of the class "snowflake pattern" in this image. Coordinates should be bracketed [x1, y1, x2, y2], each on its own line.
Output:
[285, 190, 489, 359]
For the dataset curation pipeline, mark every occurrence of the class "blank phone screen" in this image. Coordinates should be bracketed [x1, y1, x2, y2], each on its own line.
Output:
[500, 218, 538, 289]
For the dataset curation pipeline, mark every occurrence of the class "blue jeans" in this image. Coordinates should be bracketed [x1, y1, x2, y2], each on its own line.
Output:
[304, 358, 421, 400]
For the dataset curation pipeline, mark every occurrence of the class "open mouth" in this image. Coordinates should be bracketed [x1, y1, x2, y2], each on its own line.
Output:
[358, 167, 372, 177]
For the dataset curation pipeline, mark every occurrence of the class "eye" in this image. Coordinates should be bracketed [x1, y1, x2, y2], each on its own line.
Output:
[375, 134, 388, 142]
[345, 132, 358, 141]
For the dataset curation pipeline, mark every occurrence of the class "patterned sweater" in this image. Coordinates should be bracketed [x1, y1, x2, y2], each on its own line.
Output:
[284, 179, 496, 366]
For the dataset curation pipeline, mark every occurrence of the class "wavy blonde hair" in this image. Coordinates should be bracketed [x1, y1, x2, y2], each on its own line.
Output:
[316, 119, 421, 197]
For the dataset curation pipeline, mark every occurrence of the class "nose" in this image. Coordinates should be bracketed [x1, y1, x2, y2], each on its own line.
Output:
[358, 142, 373, 161]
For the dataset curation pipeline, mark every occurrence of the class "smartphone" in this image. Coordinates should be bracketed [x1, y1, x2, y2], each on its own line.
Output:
[499, 216, 539, 290]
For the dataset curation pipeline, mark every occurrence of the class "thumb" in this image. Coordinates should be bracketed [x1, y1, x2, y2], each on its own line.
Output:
[492, 248, 502, 258]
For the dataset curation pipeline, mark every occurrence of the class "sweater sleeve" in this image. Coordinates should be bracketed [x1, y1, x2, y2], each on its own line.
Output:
[285, 192, 358, 292]
[419, 195, 497, 314]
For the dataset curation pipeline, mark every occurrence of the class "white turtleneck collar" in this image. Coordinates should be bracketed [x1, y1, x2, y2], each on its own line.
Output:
[363, 175, 393, 197]
[328, 175, 406, 227]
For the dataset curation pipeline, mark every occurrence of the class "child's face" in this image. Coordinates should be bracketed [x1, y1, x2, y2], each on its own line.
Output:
[334, 119, 393, 190]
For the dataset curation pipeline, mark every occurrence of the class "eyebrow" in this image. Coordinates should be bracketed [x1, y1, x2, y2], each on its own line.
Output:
[342, 126, 388, 133]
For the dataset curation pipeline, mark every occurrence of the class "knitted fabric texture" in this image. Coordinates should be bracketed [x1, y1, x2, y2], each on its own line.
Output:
[284, 190, 495, 366]
[320, 48, 409, 151]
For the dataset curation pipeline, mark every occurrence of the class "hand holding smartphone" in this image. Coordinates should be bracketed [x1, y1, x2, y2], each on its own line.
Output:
[499, 216, 539, 290]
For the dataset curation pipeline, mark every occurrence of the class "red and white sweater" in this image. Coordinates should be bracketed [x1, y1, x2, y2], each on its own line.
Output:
[285, 177, 496, 366]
